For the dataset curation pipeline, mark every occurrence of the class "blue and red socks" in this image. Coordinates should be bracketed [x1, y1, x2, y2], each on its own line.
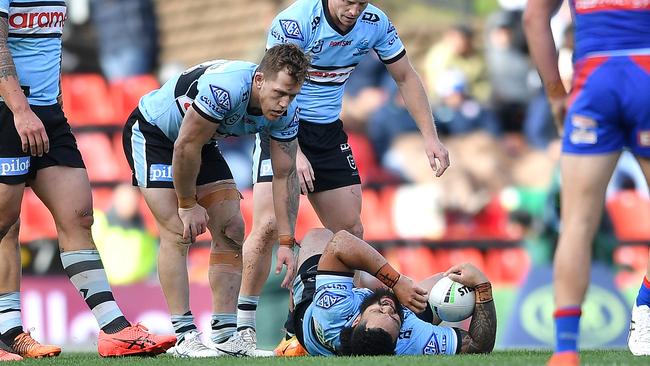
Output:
[554, 306, 581, 354]
[636, 276, 650, 307]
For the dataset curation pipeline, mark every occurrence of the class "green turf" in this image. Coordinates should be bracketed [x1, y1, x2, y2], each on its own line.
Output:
[12, 351, 649, 365]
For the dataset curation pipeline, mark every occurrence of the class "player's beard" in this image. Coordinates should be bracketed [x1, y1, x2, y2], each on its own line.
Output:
[359, 288, 405, 322]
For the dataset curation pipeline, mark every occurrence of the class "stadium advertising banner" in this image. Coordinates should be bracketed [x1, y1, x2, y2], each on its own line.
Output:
[501, 263, 630, 349]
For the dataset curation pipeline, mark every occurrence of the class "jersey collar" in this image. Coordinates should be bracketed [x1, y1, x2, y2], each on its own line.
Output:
[322, 0, 357, 36]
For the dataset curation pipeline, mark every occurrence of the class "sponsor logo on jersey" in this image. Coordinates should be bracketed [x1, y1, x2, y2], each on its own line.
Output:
[347, 154, 357, 170]
[340, 143, 350, 152]
[329, 40, 352, 47]
[311, 16, 321, 31]
[387, 21, 396, 33]
[361, 12, 380, 24]
[388, 34, 399, 46]
[398, 328, 413, 340]
[210, 85, 231, 111]
[280, 19, 303, 41]
[260, 159, 273, 177]
[316, 283, 348, 292]
[574, 0, 650, 13]
[149, 164, 173, 182]
[638, 131, 650, 147]
[270, 28, 287, 43]
[200, 95, 222, 115]
[224, 113, 241, 126]
[569, 114, 598, 144]
[315, 291, 346, 309]
[440, 334, 447, 354]
[422, 334, 440, 355]
[9, 6, 66, 33]
[0, 157, 29, 176]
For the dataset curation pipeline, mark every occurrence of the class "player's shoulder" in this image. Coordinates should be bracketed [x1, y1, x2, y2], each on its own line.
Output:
[359, 4, 393, 28]
[272, 0, 320, 42]
[197, 61, 255, 116]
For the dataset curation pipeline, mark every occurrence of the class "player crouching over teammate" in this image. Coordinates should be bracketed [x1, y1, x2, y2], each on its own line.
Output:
[284, 229, 496, 356]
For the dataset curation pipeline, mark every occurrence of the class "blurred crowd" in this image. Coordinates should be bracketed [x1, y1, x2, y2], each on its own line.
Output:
[48, 0, 649, 284]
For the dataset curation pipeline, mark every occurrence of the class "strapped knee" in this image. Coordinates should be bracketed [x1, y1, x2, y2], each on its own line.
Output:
[198, 183, 243, 208]
[209, 250, 242, 274]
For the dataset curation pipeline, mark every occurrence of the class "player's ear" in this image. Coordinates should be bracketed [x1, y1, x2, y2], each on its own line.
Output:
[351, 315, 361, 327]
[254, 72, 264, 89]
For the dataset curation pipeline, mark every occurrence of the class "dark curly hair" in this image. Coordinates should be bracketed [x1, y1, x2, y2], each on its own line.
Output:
[259, 43, 310, 85]
[338, 322, 396, 356]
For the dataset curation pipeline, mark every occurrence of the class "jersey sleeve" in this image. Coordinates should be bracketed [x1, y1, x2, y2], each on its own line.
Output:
[269, 104, 299, 141]
[192, 73, 239, 124]
[266, 11, 310, 51]
[395, 310, 458, 356]
[311, 272, 371, 328]
[372, 11, 406, 64]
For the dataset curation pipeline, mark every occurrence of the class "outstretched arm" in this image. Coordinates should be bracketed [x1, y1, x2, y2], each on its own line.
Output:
[445, 263, 497, 353]
[386, 55, 449, 177]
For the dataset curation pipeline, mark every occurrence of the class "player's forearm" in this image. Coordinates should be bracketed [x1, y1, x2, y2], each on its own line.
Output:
[397, 72, 438, 141]
[523, 3, 566, 98]
[172, 140, 202, 205]
[0, 17, 29, 114]
[271, 138, 299, 237]
[460, 283, 497, 353]
[272, 169, 298, 237]
[324, 231, 390, 276]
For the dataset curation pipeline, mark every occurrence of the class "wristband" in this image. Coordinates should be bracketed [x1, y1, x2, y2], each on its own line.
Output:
[279, 234, 297, 249]
[474, 282, 493, 304]
[178, 196, 198, 209]
[545, 80, 567, 99]
[375, 263, 401, 288]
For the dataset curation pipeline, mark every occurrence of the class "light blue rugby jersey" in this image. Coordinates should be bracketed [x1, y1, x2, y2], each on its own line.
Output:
[138, 60, 299, 142]
[0, 0, 66, 105]
[266, 0, 405, 124]
[303, 273, 457, 356]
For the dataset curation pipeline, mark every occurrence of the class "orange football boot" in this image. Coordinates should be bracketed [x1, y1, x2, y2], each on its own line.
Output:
[547, 351, 580, 366]
[0, 349, 22, 361]
[274, 336, 307, 357]
[11, 332, 61, 358]
[98, 323, 176, 357]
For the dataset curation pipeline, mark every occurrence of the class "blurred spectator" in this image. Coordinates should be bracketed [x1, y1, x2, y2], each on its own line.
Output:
[423, 24, 490, 103]
[89, 0, 159, 81]
[485, 10, 534, 134]
[433, 69, 501, 137]
[93, 184, 157, 285]
[366, 85, 419, 163]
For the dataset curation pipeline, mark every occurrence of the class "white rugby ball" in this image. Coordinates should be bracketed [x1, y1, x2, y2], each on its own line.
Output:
[428, 276, 475, 322]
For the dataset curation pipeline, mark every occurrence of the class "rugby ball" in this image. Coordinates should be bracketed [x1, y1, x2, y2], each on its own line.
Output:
[428, 276, 475, 322]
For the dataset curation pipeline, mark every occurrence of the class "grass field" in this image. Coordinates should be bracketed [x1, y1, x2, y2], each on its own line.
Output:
[12, 351, 648, 366]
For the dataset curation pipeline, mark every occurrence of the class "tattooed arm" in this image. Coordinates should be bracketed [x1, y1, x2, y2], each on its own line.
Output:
[444, 263, 497, 354]
[269, 137, 299, 288]
[0, 15, 48, 156]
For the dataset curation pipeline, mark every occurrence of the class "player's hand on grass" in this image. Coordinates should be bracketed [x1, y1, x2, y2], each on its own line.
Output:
[276, 245, 296, 288]
[548, 95, 567, 137]
[424, 137, 450, 178]
[296, 148, 315, 194]
[178, 204, 209, 243]
[444, 263, 489, 288]
[393, 275, 429, 313]
[14, 109, 49, 156]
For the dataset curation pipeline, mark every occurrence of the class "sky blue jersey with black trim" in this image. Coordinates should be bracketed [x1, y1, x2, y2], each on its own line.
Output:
[0, 0, 66, 105]
[266, 0, 405, 124]
[138, 60, 299, 142]
[303, 273, 458, 356]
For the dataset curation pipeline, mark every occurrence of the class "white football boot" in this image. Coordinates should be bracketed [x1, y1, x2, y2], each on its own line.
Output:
[628, 304, 650, 356]
[171, 330, 224, 358]
[214, 328, 274, 357]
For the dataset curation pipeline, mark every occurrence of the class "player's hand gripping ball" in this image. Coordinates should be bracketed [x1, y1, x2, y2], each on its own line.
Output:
[428, 276, 475, 322]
